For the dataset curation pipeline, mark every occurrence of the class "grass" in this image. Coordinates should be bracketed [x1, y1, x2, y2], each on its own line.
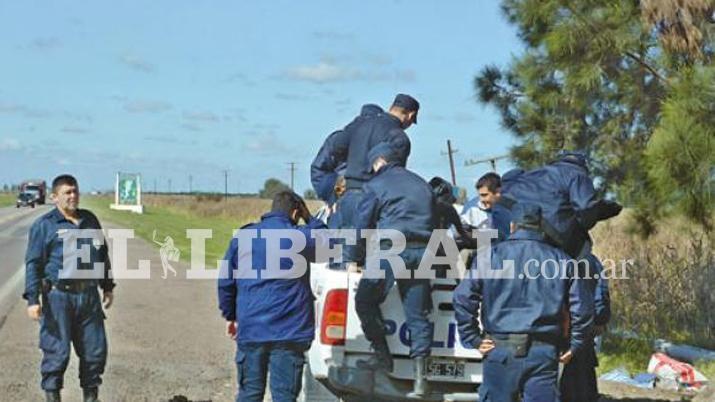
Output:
[0, 192, 16, 207]
[82, 194, 321, 267]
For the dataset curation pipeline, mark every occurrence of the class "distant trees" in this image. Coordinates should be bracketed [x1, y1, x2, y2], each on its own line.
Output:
[259, 178, 291, 199]
[476, 0, 714, 233]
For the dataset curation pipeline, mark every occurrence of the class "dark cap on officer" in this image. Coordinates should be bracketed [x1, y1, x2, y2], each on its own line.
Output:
[368, 142, 396, 168]
[511, 203, 542, 230]
[392, 93, 420, 124]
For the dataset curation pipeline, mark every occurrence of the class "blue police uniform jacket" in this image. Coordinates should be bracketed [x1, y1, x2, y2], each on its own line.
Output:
[585, 254, 611, 326]
[453, 229, 594, 353]
[24, 208, 115, 306]
[310, 104, 384, 202]
[218, 212, 327, 343]
[355, 163, 435, 242]
[327, 105, 410, 189]
[500, 153, 598, 255]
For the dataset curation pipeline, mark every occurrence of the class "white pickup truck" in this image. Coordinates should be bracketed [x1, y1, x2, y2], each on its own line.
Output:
[300, 258, 483, 402]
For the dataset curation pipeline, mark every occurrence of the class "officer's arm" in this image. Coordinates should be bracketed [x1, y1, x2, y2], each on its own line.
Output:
[298, 216, 329, 263]
[311, 130, 347, 202]
[594, 261, 611, 326]
[218, 238, 238, 321]
[24, 220, 47, 306]
[355, 189, 380, 231]
[93, 216, 116, 294]
[566, 265, 595, 354]
[388, 129, 411, 166]
[453, 275, 483, 350]
[569, 174, 600, 229]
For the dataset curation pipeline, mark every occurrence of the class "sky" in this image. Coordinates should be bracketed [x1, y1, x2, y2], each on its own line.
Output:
[0, 0, 523, 196]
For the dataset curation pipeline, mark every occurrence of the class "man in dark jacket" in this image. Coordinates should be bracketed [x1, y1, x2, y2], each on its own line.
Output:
[454, 203, 594, 402]
[560, 253, 611, 402]
[353, 142, 435, 398]
[24, 174, 115, 402]
[500, 151, 621, 258]
[218, 191, 327, 402]
[311, 94, 420, 264]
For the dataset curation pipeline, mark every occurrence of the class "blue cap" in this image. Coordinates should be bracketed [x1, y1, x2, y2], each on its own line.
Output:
[511, 203, 542, 228]
[392, 93, 420, 124]
[368, 142, 395, 166]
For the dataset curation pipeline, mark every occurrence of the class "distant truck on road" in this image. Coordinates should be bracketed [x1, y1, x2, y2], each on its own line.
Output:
[20, 179, 47, 205]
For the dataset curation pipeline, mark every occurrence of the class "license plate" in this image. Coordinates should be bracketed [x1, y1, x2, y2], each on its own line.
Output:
[426, 359, 466, 379]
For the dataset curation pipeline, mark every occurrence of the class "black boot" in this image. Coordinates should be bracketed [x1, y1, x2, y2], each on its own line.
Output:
[356, 341, 393, 372]
[83, 387, 99, 402]
[45, 390, 61, 402]
[407, 356, 430, 399]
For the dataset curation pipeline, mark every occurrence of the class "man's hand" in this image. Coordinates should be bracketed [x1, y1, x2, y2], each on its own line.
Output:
[478, 339, 495, 355]
[226, 321, 237, 340]
[103, 291, 114, 309]
[27, 304, 41, 321]
[560, 350, 574, 364]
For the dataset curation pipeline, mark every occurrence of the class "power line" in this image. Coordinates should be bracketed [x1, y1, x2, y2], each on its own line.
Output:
[464, 154, 509, 172]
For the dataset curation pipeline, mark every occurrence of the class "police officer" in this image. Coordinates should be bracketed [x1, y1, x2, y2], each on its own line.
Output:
[560, 253, 611, 402]
[218, 191, 327, 402]
[353, 142, 435, 398]
[311, 94, 419, 263]
[310, 104, 382, 205]
[24, 174, 115, 402]
[454, 203, 594, 402]
[500, 151, 622, 258]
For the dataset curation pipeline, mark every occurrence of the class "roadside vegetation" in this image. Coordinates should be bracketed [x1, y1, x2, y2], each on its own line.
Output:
[0, 192, 16, 208]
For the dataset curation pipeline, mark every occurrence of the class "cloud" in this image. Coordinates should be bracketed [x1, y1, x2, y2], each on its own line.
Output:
[124, 100, 172, 113]
[119, 53, 155, 73]
[0, 138, 22, 151]
[244, 133, 289, 155]
[183, 110, 220, 122]
[282, 60, 416, 84]
[181, 123, 202, 132]
[28, 37, 61, 51]
[0, 102, 51, 118]
[275, 92, 311, 101]
[61, 126, 90, 134]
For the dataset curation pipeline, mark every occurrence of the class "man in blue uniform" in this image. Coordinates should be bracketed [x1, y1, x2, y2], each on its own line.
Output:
[500, 151, 622, 258]
[24, 174, 115, 402]
[311, 94, 420, 264]
[218, 191, 327, 402]
[353, 142, 435, 398]
[454, 203, 594, 402]
[560, 253, 611, 402]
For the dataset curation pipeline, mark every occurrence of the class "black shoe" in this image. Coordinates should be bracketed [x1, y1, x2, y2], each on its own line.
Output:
[45, 390, 61, 402]
[407, 356, 430, 399]
[83, 387, 99, 402]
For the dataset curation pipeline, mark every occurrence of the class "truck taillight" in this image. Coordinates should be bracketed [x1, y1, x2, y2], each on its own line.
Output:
[320, 289, 348, 345]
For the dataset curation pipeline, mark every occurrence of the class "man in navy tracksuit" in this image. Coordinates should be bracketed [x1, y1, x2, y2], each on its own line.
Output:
[500, 151, 621, 258]
[310, 94, 419, 264]
[454, 203, 594, 402]
[560, 253, 611, 402]
[218, 191, 327, 402]
[353, 142, 435, 398]
[24, 174, 115, 402]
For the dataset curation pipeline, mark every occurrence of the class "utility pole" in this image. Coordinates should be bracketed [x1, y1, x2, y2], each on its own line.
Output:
[188, 174, 193, 194]
[464, 154, 509, 172]
[222, 170, 230, 200]
[287, 162, 296, 190]
[441, 139, 458, 186]
[153, 179, 157, 194]
[168, 178, 172, 194]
